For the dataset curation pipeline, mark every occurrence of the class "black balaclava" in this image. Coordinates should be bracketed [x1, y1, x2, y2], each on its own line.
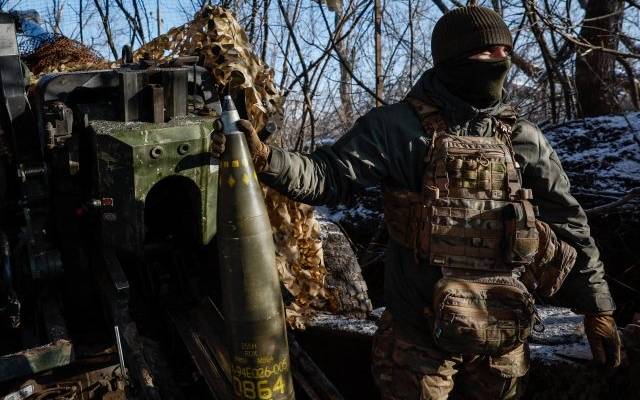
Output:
[436, 56, 512, 109]
[430, 6, 513, 108]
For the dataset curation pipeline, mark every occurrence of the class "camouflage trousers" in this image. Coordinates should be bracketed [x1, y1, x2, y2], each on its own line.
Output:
[372, 310, 529, 400]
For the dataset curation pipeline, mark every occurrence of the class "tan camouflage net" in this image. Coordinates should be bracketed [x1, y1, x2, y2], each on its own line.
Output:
[133, 6, 279, 133]
[133, 6, 338, 327]
[265, 189, 339, 328]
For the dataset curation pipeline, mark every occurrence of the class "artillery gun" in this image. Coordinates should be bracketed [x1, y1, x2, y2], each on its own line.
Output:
[0, 12, 320, 400]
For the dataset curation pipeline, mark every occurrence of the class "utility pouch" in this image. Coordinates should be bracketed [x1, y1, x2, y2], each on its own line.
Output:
[431, 276, 537, 356]
[520, 221, 577, 297]
[502, 202, 539, 265]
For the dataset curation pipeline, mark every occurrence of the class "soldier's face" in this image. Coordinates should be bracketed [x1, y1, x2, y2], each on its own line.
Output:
[468, 45, 510, 60]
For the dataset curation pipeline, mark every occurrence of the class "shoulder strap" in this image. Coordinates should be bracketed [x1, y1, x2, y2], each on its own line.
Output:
[404, 97, 446, 199]
[405, 96, 448, 138]
[407, 96, 519, 142]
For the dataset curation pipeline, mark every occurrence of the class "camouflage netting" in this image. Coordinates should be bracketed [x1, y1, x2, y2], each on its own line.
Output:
[265, 190, 339, 329]
[133, 6, 279, 133]
[23, 35, 111, 78]
[27, 6, 338, 328]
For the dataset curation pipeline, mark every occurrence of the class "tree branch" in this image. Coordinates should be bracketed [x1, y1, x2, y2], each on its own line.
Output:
[319, 2, 387, 105]
[431, 0, 448, 13]
[617, 56, 640, 110]
[285, 0, 372, 95]
[277, 0, 316, 149]
[93, 0, 118, 61]
[586, 188, 640, 215]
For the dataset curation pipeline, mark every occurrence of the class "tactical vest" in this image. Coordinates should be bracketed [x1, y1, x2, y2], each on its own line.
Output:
[384, 97, 539, 273]
[384, 97, 541, 355]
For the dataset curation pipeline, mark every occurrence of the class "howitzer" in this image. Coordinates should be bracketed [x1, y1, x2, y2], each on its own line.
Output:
[0, 10, 344, 400]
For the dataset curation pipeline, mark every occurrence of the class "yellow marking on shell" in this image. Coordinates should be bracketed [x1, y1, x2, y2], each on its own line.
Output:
[227, 175, 236, 188]
[232, 160, 240, 167]
[253, 171, 258, 181]
[222, 161, 229, 168]
[242, 173, 250, 185]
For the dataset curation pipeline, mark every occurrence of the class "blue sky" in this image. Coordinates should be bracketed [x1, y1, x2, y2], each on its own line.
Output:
[14, 0, 194, 59]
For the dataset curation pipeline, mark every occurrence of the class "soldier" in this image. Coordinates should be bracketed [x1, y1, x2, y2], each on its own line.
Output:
[211, 5, 621, 399]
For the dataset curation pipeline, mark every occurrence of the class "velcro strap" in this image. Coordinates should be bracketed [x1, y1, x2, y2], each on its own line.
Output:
[431, 224, 503, 239]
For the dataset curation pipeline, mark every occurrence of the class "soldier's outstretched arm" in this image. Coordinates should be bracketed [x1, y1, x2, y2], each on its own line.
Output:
[212, 110, 391, 206]
[510, 120, 614, 314]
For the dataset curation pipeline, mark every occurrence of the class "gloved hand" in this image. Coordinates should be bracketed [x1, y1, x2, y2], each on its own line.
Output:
[521, 220, 577, 297]
[210, 119, 270, 172]
[584, 312, 622, 369]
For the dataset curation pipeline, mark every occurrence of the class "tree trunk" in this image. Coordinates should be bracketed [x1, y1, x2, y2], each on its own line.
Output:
[261, 0, 271, 62]
[408, 0, 414, 83]
[374, 0, 383, 107]
[247, 0, 259, 44]
[335, 8, 353, 125]
[491, 0, 502, 15]
[574, 0, 624, 117]
[93, 0, 118, 61]
[79, 0, 83, 43]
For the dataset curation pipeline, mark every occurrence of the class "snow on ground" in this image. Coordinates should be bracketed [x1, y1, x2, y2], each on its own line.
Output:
[307, 306, 592, 365]
[544, 112, 640, 194]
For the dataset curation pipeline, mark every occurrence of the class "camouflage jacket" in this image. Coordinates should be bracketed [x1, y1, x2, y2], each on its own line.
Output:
[260, 69, 615, 332]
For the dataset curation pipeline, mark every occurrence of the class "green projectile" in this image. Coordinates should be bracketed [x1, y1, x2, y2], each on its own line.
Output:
[217, 96, 295, 400]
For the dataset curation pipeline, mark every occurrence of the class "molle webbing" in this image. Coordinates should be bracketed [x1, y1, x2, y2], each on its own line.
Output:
[384, 97, 538, 271]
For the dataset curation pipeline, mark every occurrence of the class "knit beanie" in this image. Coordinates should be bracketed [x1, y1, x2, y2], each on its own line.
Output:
[431, 6, 512, 66]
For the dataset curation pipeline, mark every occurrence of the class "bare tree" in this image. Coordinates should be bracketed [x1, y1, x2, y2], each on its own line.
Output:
[79, 0, 84, 43]
[261, 0, 271, 62]
[374, 0, 383, 106]
[491, 0, 503, 16]
[0, 0, 15, 11]
[113, 0, 146, 46]
[247, 0, 260, 43]
[93, 0, 119, 60]
[46, 0, 65, 35]
[334, 3, 355, 123]
[574, 0, 624, 116]
[277, 0, 315, 150]
[32, 0, 640, 147]
[523, 0, 577, 122]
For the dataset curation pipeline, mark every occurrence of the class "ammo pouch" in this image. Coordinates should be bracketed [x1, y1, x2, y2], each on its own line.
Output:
[431, 275, 537, 356]
[502, 200, 539, 266]
[384, 194, 540, 270]
[521, 220, 577, 297]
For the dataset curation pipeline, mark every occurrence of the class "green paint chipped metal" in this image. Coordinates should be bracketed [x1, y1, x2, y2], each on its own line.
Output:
[94, 117, 218, 254]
